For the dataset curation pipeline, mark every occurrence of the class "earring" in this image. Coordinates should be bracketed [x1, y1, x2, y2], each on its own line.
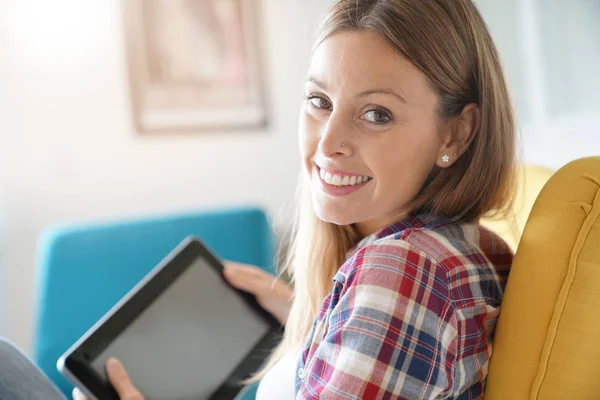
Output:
[442, 155, 450, 163]
[341, 142, 345, 147]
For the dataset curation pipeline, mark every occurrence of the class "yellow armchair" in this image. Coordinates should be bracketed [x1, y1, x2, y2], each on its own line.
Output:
[481, 165, 555, 251]
[485, 156, 600, 399]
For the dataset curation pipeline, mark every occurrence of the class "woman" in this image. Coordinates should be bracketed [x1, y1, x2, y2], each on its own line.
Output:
[0, 0, 516, 399]
[248, 1, 515, 398]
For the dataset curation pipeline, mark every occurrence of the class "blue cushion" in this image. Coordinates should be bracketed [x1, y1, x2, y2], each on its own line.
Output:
[33, 207, 274, 397]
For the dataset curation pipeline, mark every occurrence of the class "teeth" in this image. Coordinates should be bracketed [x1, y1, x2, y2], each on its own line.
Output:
[324, 172, 333, 185]
[319, 168, 370, 187]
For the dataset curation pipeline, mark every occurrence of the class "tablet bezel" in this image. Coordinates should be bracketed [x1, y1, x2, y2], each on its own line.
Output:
[57, 237, 283, 400]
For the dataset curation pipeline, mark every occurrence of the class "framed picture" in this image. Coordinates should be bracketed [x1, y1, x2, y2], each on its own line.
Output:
[122, 0, 266, 133]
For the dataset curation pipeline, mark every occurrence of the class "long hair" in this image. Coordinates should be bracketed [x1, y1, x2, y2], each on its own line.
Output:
[251, 0, 516, 380]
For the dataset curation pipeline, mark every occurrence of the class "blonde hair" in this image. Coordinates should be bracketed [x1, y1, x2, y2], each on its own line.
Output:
[252, 0, 516, 380]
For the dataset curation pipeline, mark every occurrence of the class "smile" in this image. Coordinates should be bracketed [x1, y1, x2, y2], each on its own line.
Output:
[316, 166, 373, 197]
[319, 168, 373, 187]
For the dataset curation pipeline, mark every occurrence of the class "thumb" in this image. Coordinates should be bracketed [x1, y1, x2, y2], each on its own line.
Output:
[106, 358, 143, 399]
[72, 387, 88, 400]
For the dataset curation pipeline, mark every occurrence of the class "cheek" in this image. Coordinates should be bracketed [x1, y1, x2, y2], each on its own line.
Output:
[374, 131, 439, 188]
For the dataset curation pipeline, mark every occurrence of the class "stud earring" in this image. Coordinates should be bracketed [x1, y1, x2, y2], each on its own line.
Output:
[442, 155, 450, 163]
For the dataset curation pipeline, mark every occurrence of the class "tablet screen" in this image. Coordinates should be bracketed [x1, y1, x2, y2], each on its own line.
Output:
[88, 256, 271, 400]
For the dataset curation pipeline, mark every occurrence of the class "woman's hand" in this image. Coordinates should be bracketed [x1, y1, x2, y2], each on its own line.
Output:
[223, 261, 293, 325]
[72, 358, 143, 400]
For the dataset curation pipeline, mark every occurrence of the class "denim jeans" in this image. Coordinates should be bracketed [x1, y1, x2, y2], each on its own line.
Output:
[0, 337, 66, 400]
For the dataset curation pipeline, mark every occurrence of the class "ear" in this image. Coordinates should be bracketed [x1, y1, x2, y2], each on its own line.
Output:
[436, 103, 480, 168]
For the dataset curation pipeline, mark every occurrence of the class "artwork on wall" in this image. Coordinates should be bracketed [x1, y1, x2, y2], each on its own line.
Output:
[122, 0, 266, 133]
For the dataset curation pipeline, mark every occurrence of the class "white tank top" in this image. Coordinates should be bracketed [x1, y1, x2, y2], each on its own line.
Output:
[255, 350, 300, 400]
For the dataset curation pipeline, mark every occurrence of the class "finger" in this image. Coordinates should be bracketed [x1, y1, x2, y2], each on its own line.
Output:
[72, 387, 87, 400]
[224, 261, 262, 277]
[106, 358, 144, 400]
[223, 262, 268, 292]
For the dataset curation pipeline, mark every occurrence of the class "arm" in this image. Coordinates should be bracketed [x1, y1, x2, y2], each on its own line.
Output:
[297, 241, 458, 400]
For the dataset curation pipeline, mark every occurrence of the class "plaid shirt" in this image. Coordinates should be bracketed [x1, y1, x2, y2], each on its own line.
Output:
[294, 214, 513, 399]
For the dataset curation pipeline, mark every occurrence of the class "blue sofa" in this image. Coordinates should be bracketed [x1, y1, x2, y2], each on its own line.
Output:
[33, 207, 275, 398]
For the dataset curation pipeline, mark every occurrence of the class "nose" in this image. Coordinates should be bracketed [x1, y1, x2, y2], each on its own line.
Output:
[317, 111, 352, 158]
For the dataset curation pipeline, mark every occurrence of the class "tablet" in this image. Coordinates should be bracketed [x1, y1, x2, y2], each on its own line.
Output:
[57, 237, 282, 400]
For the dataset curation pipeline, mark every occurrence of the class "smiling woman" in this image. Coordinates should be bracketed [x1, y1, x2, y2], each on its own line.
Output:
[254, 0, 516, 399]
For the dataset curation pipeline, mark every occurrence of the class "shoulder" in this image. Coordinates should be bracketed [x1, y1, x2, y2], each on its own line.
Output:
[339, 222, 512, 307]
[404, 222, 513, 271]
[405, 222, 513, 307]
[339, 222, 468, 282]
[338, 235, 452, 311]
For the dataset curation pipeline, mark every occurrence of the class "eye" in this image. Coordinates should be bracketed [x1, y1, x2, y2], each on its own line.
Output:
[363, 108, 392, 125]
[305, 95, 332, 111]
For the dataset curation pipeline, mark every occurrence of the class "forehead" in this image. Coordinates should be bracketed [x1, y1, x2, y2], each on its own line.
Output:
[308, 31, 432, 101]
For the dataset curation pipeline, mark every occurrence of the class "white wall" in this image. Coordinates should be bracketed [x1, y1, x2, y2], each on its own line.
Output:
[475, 0, 600, 168]
[0, 0, 332, 353]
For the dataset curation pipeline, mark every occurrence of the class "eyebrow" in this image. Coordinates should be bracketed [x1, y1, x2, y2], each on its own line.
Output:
[358, 88, 407, 104]
[306, 77, 328, 91]
[305, 77, 407, 104]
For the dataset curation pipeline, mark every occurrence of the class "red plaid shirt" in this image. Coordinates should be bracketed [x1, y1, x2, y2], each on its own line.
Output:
[294, 214, 512, 399]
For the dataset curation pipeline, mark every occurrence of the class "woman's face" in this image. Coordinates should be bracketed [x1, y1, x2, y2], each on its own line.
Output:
[300, 31, 448, 236]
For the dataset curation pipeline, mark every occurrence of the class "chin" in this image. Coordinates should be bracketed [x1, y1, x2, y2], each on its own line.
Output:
[312, 198, 358, 227]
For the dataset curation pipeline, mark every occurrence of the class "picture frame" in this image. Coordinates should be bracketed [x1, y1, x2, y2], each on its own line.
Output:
[121, 0, 266, 133]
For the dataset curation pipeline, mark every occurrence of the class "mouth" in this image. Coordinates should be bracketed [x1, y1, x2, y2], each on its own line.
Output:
[316, 166, 373, 196]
